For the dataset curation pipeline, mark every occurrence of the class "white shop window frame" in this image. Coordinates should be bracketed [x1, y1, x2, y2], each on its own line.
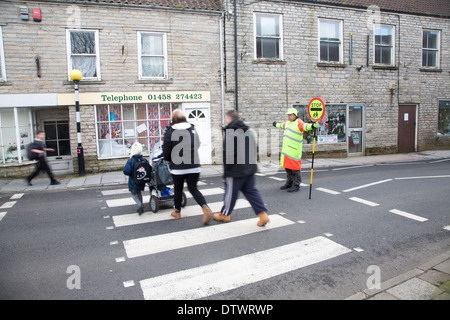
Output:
[66, 29, 101, 81]
[137, 31, 168, 80]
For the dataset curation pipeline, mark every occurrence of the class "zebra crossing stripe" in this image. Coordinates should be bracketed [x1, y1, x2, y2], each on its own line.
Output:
[123, 214, 295, 258]
[105, 187, 224, 208]
[113, 198, 250, 227]
[101, 181, 208, 196]
[139, 236, 351, 300]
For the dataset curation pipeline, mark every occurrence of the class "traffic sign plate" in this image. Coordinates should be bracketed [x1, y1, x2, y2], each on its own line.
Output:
[308, 97, 325, 122]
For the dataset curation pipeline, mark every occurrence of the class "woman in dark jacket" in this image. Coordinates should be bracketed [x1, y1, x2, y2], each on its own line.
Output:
[163, 109, 212, 224]
[123, 142, 150, 215]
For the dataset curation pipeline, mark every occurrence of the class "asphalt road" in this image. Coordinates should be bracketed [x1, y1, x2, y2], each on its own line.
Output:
[0, 159, 449, 300]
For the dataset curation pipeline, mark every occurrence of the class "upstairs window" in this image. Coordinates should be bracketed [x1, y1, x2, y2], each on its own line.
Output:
[138, 32, 168, 79]
[319, 19, 343, 63]
[422, 30, 440, 68]
[254, 13, 283, 60]
[66, 29, 101, 81]
[374, 25, 395, 65]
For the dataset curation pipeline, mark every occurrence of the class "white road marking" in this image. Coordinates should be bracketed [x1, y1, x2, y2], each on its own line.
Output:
[106, 187, 224, 208]
[113, 199, 250, 228]
[0, 212, 7, 222]
[349, 197, 379, 207]
[316, 187, 341, 195]
[332, 165, 374, 171]
[124, 214, 295, 259]
[389, 209, 428, 222]
[10, 193, 24, 200]
[395, 175, 450, 180]
[0, 201, 16, 209]
[139, 236, 351, 300]
[342, 179, 392, 193]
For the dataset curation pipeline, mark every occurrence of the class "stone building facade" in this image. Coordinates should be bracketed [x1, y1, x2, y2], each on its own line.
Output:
[0, 0, 449, 177]
[222, 0, 450, 159]
[0, 0, 224, 177]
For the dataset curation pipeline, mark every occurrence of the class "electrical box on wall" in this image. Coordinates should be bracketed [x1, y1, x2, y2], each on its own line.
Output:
[32, 8, 41, 22]
[20, 7, 29, 20]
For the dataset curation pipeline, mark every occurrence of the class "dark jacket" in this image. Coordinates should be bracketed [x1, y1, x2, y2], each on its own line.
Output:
[163, 121, 201, 171]
[223, 119, 257, 177]
[123, 154, 148, 190]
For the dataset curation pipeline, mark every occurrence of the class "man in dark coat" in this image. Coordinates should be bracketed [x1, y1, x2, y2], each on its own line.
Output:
[214, 110, 269, 227]
[25, 130, 60, 186]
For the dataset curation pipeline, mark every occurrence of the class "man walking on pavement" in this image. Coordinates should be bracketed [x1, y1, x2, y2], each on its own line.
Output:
[214, 110, 269, 227]
[25, 130, 61, 186]
[273, 108, 318, 192]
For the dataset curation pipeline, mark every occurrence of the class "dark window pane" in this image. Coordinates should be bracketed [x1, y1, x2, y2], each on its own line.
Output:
[58, 140, 71, 156]
[71, 32, 95, 54]
[57, 122, 70, 140]
[44, 123, 57, 140]
[45, 141, 57, 157]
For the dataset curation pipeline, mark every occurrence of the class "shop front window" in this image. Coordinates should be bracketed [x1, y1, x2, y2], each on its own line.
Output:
[96, 103, 176, 158]
[0, 108, 34, 164]
[295, 104, 347, 144]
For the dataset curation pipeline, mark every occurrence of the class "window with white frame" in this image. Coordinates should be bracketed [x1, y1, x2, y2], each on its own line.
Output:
[0, 27, 6, 82]
[95, 103, 177, 158]
[374, 25, 395, 65]
[138, 32, 168, 79]
[66, 29, 101, 81]
[422, 30, 440, 68]
[254, 13, 283, 60]
[319, 19, 343, 63]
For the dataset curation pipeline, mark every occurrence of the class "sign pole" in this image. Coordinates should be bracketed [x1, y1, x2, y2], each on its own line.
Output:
[309, 127, 317, 200]
[307, 97, 325, 200]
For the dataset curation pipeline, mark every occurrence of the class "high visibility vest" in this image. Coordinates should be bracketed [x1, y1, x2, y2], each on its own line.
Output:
[275, 119, 314, 170]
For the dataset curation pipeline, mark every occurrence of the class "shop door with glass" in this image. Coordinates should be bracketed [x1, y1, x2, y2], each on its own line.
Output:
[348, 105, 364, 156]
[44, 120, 73, 173]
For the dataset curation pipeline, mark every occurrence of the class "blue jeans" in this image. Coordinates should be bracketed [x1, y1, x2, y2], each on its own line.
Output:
[129, 188, 143, 209]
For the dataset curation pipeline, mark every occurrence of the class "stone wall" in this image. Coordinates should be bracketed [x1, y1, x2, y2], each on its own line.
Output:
[0, 0, 224, 173]
[223, 0, 450, 156]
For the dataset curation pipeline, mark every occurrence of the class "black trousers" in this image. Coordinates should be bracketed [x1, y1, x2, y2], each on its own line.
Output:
[27, 157, 56, 182]
[285, 168, 302, 187]
[172, 173, 207, 211]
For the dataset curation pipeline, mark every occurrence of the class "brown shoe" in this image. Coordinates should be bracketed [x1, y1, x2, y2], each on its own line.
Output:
[171, 208, 181, 219]
[202, 205, 213, 225]
[213, 213, 230, 223]
[257, 212, 270, 227]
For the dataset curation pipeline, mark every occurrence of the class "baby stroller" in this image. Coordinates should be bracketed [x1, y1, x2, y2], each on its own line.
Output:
[148, 141, 186, 213]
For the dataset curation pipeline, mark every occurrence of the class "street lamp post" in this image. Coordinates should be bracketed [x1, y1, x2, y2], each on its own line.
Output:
[70, 69, 85, 176]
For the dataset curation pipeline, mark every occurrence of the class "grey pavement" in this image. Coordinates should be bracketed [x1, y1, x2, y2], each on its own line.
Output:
[1, 149, 449, 300]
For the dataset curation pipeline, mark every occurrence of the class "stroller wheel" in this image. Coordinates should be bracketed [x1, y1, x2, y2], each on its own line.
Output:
[150, 195, 159, 213]
[181, 192, 187, 208]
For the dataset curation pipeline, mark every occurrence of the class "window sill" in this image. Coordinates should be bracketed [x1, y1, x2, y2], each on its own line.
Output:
[420, 68, 442, 73]
[135, 79, 173, 84]
[252, 59, 286, 65]
[63, 80, 105, 85]
[0, 81, 12, 86]
[317, 62, 346, 68]
[372, 65, 398, 70]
